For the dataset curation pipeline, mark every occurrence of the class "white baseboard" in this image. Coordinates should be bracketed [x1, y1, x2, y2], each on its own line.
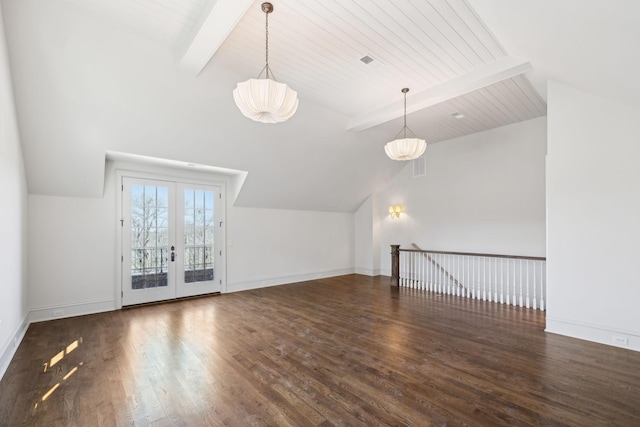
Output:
[546, 316, 640, 352]
[355, 267, 381, 276]
[0, 314, 30, 381]
[227, 268, 355, 293]
[29, 298, 116, 323]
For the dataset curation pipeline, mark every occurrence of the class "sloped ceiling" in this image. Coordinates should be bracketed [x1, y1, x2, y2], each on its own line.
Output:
[12, 0, 630, 212]
[467, 0, 640, 111]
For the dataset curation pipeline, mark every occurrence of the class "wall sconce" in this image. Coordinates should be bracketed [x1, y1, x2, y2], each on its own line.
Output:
[389, 205, 403, 219]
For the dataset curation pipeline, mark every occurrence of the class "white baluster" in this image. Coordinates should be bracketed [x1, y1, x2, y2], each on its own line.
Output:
[400, 251, 404, 287]
[403, 251, 408, 287]
[540, 261, 545, 311]
[420, 251, 424, 290]
[447, 255, 452, 295]
[410, 252, 414, 289]
[412, 252, 416, 289]
[508, 259, 512, 305]
[470, 256, 474, 298]
[432, 252, 435, 293]
[519, 260, 524, 307]
[408, 252, 412, 288]
[533, 259, 537, 310]
[452, 254, 457, 296]
[474, 256, 479, 299]
[428, 252, 432, 292]
[465, 256, 473, 298]
[487, 258, 493, 301]
[482, 257, 487, 301]
[433, 253, 438, 293]
[416, 252, 420, 289]
[432, 252, 436, 293]
[439, 254, 444, 294]
[420, 252, 427, 290]
[453, 254, 457, 296]
[475, 257, 480, 300]
[500, 258, 504, 304]
[420, 252, 424, 290]
[491, 258, 498, 302]
[512, 260, 517, 306]
[432, 253, 437, 293]
[463, 256, 467, 298]
[456, 254, 461, 297]
[525, 260, 531, 308]
[445, 254, 449, 295]
[403, 252, 407, 288]
[412, 252, 416, 288]
[442, 254, 446, 294]
[447, 255, 453, 295]
[446, 254, 451, 295]
[444, 254, 448, 295]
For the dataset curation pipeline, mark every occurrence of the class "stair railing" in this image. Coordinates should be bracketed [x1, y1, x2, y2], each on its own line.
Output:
[391, 244, 546, 311]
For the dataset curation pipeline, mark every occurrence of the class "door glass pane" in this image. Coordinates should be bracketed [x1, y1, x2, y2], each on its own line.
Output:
[184, 188, 215, 283]
[130, 184, 169, 290]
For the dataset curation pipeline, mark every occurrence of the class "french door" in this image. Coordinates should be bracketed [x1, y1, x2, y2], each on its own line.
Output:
[121, 177, 224, 306]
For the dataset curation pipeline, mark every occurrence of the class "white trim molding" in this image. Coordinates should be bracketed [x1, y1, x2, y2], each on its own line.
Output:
[0, 315, 30, 381]
[355, 267, 381, 276]
[546, 316, 640, 353]
[29, 299, 116, 323]
[227, 269, 355, 293]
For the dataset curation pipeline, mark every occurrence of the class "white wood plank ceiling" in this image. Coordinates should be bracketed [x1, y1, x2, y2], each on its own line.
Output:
[58, 0, 546, 141]
[379, 75, 546, 144]
[215, 0, 545, 137]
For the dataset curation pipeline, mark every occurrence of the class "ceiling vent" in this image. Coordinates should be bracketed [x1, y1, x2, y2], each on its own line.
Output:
[450, 111, 465, 119]
[360, 54, 383, 68]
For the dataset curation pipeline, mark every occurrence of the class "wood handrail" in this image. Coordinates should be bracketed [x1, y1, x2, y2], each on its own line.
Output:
[400, 247, 546, 261]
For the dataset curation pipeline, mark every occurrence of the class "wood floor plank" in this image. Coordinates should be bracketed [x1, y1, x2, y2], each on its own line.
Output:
[1, 274, 640, 426]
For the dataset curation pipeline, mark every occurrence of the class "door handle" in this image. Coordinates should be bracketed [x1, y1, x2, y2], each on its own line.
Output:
[171, 245, 175, 262]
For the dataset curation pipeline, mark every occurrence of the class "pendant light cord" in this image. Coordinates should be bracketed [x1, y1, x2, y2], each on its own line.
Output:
[392, 88, 416, 140]
[403, 90, 407, 139]
[265, 8, 270, 79]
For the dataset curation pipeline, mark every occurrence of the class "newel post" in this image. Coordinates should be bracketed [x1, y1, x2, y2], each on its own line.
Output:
[391, 245, 400, 287]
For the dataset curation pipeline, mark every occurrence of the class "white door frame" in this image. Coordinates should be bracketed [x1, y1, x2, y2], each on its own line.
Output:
[115, 169, 227, 309]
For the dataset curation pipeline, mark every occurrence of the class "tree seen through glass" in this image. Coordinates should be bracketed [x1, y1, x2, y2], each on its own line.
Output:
[184, 189, 215, 283]
[130, 185, 169, 289]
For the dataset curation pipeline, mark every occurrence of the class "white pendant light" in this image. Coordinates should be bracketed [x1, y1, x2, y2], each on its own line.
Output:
[233, 2, 298, 124]
[384, 88, 426, 161]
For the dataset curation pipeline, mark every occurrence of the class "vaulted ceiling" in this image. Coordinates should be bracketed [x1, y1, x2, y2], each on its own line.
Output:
[2, 0, 636, 212]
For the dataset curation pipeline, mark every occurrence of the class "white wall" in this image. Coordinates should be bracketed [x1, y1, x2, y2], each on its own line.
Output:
[0, 2, 29, 378]
[354, 195, 381, 276]
[28, 193, 116, 319]
[27, 162, 355, 321]
[227, 207, 354, 292]
[374, 117, 547, 276]
[546, 82, 640, 351]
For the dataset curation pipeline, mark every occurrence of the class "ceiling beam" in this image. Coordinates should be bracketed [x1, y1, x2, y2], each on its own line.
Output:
[346, 56, 533, 132]
[178, 0, 254, 76]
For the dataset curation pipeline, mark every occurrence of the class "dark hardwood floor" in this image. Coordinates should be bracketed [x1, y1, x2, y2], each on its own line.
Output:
[1, 274, 639, 426]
